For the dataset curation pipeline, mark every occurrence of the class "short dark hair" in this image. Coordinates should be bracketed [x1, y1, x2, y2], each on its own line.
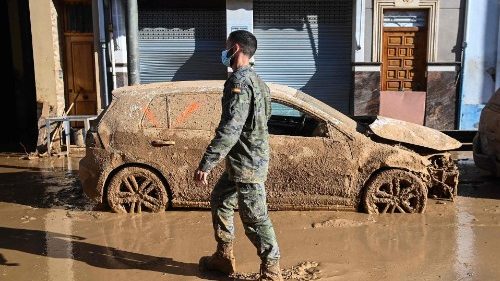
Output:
[228, 30, 257, 57]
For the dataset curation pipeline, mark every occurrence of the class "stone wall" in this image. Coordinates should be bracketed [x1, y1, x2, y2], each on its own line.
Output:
[425, 65, 459, 130]
[353, 64, 381, 116]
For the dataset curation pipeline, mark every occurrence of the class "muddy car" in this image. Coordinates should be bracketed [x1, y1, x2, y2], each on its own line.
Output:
[79, 81, 460, 214]
[473, 88, 500, 177]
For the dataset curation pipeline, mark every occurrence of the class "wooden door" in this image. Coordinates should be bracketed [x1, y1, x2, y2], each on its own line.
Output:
[63, 0, 96, 120]
[382, 27, 427, 91]
[64, 35, 97, 117]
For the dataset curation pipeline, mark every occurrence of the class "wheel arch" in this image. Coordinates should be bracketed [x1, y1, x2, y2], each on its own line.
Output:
[102, 162, 173, 209]
[357, 166, 429, 213]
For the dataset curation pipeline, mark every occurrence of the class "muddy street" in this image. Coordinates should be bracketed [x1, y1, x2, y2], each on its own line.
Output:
[0, 152, 499, 281]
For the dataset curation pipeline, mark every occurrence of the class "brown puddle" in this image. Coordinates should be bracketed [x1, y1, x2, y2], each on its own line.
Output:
[0, 152, 499, 280]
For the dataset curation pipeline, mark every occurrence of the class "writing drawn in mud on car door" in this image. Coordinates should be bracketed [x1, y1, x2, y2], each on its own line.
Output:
[143, 93, 225, 205]
[266, 102, 355, 209]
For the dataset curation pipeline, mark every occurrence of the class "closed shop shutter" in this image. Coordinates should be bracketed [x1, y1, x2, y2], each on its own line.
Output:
[138, 7, 227, 83]
[254, 0, 353, 113]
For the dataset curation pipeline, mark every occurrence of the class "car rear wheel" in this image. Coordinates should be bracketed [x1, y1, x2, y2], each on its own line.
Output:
[364, 169, 427, 214]
[107, 166, 168, 214]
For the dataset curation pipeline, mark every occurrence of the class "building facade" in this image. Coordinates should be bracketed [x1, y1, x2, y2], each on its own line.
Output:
[353, 0, 466, 130]
[115, 0, 356, 114]
[113, 0, 468, 130]
[459, 0, 499, 129]
[4, 0, 498, 152]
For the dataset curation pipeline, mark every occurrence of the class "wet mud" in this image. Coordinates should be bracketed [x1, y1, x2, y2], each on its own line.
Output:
[0, 152, 500, 280]
[0, 154, 95, 211]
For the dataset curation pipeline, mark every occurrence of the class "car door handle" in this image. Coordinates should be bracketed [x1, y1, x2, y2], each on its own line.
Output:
[151, 140, 175, 147]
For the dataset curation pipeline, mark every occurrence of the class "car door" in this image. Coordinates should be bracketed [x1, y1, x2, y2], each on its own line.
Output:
[145, 92, 225, 206]
[266, 101, 356, 210]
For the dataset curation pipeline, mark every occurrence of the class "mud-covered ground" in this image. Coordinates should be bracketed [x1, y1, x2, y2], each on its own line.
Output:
[0, 152, 499, 281]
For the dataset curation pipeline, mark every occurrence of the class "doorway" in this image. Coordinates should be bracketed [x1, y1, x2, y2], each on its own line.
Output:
[63, 0, 97, 119]
[2, 0, 37, 151]
[379, 10, 428, 125]
[381, 10, 428, 91]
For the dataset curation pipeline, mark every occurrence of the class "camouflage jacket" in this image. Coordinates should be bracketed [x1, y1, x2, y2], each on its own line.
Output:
[198, 65, 272, 183]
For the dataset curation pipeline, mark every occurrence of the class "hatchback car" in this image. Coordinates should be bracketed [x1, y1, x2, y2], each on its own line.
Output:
[79, 81, 460, 214]
[473, 88, 500, 176]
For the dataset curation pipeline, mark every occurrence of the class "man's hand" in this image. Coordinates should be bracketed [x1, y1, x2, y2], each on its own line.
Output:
[194, 169, 209, 185]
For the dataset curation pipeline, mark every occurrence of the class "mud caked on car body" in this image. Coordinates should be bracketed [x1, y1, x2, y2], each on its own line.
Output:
[474, 88, 500, 177]
[79, 81, 461, 214]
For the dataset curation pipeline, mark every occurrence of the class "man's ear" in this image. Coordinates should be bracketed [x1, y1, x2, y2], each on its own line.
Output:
[234, 43, 241, 54]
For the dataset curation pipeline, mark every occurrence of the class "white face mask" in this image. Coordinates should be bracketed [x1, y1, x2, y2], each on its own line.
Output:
[221, 45, 235, 67]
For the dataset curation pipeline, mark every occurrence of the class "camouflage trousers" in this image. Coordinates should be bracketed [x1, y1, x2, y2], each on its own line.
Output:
[210, 173, 280, 262]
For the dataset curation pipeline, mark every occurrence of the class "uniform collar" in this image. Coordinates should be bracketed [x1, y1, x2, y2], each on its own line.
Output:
[233, 64, 252, 74]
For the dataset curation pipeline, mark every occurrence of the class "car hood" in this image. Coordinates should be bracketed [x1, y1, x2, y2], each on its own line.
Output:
[368, 116, 462, 151]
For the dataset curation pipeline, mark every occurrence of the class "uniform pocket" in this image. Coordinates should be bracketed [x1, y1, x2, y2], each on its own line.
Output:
[237, 183, 268, 224]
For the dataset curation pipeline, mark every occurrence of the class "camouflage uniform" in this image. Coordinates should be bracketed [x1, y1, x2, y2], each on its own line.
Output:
[198, 65, 280, 263]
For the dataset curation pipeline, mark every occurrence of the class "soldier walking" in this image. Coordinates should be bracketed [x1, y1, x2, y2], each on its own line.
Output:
[194, 30, 283, 281]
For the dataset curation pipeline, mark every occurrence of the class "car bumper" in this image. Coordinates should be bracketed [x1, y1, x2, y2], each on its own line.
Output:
[79, 148, 110, 203]
[427, 153, 459, 199]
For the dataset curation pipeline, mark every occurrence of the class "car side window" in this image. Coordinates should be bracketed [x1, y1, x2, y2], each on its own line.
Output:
[167, 93, 221, 130]
[268, 101, 327, 137]
[142, 95, 168, 128]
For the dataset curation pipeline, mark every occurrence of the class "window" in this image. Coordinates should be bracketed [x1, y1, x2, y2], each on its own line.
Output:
[268, 101, 327, 137]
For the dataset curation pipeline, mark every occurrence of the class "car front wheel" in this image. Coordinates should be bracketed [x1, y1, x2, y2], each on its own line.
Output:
[107, 166, 168, 214]
[364, 169, 427, 214]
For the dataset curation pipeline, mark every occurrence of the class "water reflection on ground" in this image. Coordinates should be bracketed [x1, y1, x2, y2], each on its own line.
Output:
[0, 152, 499, 280]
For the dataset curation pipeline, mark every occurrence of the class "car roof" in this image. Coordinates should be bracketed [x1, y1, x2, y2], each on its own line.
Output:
[112, 80, 358, 131]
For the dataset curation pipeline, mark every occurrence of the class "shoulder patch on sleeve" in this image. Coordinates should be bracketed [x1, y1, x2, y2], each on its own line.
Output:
[231, 86, 241, 94]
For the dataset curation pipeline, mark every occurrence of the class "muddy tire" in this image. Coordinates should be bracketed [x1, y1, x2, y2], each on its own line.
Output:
[107, 166, 168, 214]
[364, 169, 427, 214]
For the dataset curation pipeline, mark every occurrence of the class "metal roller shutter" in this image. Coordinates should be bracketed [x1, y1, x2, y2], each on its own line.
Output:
[138, 8, 227, 83]
[254, 0, 353, 113]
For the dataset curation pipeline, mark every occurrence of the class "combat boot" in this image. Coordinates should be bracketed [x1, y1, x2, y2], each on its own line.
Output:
[199, 242, 236, 275]
[259, 260, 284, 281]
